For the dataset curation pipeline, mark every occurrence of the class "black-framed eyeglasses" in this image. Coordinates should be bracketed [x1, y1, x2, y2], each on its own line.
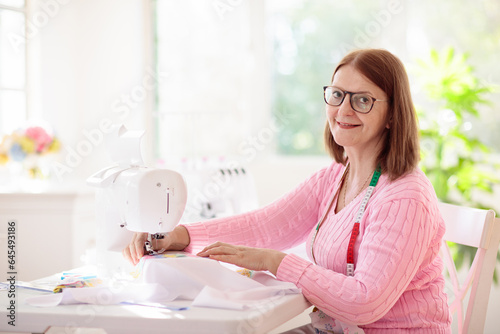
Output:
[323, 86, 388, 114]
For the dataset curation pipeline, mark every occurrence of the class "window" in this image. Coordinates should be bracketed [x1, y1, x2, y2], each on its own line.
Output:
[269, 0, 389, 155]
[153, 0, 271, 163]
[270, 0, 500, 155]
[153, 0, 500, 159]
[0, 0, 26, 135]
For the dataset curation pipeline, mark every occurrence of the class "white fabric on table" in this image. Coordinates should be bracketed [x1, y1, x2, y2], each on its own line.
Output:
[26, 256, 300, 310]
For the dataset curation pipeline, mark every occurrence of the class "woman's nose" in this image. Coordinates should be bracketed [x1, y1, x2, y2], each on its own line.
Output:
[337, 94, 355, 116]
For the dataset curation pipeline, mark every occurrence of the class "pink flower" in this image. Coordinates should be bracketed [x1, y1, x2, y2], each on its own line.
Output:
[25, 126, 52, 153]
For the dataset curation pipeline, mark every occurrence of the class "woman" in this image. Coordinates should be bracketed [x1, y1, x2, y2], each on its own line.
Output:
[124, 49, 452, 333]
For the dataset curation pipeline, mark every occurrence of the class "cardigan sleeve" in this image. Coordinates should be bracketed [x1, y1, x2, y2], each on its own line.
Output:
[276, 177, 444, 325]
[183, 162, 341, 253]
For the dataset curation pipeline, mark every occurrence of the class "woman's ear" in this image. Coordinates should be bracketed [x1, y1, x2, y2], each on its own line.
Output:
[385, 116, 392, 129]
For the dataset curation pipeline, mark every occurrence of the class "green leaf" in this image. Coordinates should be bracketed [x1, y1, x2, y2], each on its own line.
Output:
[415, 47, 499, 284]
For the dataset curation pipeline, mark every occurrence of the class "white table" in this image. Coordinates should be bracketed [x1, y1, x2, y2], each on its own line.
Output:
[0, 283, 310, 334]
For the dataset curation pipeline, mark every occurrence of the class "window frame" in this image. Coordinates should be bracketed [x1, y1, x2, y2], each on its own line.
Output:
[0, 1, 28, 135]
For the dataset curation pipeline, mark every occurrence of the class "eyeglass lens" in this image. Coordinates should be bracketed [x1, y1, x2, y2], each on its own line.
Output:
[325, 87, 373, 113]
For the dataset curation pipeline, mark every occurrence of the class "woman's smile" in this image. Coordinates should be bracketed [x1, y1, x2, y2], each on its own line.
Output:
[336, 120, 361, 129]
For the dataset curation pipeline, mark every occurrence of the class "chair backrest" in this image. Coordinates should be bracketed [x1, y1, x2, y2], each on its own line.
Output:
[439, 202, 500, 334]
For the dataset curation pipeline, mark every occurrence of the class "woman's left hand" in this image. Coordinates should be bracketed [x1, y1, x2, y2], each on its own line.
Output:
[197, 242, 287, 276]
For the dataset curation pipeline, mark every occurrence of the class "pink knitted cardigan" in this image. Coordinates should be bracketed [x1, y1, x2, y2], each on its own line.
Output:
[183, 162, 452, 333]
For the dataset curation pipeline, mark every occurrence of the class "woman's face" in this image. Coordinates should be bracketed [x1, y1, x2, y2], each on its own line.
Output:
[326, 64, 390, 155]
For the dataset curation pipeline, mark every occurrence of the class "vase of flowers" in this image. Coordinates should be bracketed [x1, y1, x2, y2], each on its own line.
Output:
[0, 125, 61, 190]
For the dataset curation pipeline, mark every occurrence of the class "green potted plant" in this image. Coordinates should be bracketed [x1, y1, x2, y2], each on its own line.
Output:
[415, 47, 499, 281]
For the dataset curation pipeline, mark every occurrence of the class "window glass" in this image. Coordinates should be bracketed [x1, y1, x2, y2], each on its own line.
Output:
[153, 0, 269, 162]
[0, 89, 26, 134]
[154, 0, 500, 158]
[0, 0, 24, 8]
[0, 3, 26, 135]
[0, 9, 25, 89]
[269, 0, 385, 155]
[269, 0, 500, 154]
[405, 0, 500, 151]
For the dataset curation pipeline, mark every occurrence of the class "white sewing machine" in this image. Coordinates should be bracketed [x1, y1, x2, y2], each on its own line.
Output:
[87, 125, 187, 278]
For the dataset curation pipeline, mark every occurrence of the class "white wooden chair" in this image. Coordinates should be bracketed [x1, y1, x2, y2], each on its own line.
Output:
[439, 202, 500, 334]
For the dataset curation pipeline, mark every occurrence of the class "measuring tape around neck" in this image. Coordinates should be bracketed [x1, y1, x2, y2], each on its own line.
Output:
[346, 166, 381, 276]
[311, 165, 382, 276]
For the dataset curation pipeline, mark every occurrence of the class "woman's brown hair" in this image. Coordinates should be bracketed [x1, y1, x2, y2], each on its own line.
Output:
[324, 48, 420, 181]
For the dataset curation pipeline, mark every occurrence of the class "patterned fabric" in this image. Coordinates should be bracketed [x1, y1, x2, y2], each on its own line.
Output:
[53, 278, 102, 293]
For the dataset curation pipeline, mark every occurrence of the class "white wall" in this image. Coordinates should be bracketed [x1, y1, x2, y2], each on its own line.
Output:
[250, 155, 331, 206]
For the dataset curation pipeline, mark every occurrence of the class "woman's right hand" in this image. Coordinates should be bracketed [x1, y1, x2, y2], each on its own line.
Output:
[122, 225, 190, 265]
